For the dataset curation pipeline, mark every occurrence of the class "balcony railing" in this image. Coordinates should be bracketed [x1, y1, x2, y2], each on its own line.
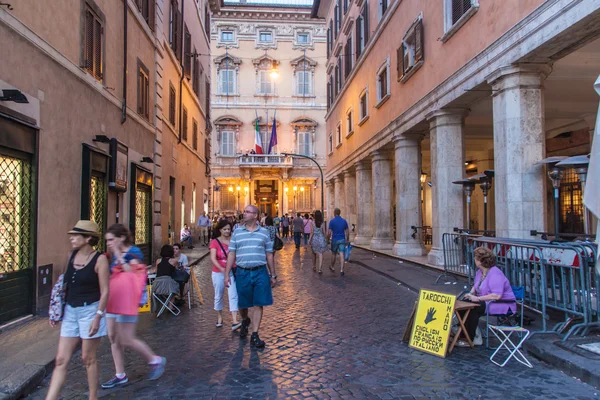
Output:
[239, 154, 293, 166]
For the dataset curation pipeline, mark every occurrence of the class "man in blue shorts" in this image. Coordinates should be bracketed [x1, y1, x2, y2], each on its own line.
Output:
[224, 204, 276, 348]
[328, 208, 349, 276]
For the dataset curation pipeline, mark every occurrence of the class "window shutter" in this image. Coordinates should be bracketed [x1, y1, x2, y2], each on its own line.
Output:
[193, 120, 198, 150]
[177, 9, 183, 61]
[183, 108, 188, 141]
[184, 26, 192, 77]
[193, 58, 200, 96]
[138, 71, 143, 114]
[84, 11, 94, 71]
[363, 5, 369, 44]
[355, 17, 362, 57]
[94, 19, 103, 79]
[414, 18, 424, 63]
[397, 46, 403, 79]
[148, 0, 155, 31]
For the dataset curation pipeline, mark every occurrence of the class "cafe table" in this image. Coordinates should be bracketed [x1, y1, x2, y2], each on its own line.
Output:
[447, 300, 481, 355]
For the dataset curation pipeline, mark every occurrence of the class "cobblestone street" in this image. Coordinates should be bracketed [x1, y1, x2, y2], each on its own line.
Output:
[29, 244, 599, 399]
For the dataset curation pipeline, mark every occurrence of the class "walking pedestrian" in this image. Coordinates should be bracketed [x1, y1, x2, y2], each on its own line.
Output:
[101, 224, 166, 389]
[309, 211, 328, 274]
[46, 221, 109, 400]
[328, 208, 349, 276]
[303, 213, 311, 245]
[281, 213, 290, 239]
[224, 204, 276, 348]
[209, 220, 240, 330]
[292, 213, 303, 249]
[265, 216, 281, 258]
[197, 211, 211, 245]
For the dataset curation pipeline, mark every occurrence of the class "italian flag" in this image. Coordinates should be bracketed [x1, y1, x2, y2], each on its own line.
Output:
[254, 113, 263, 154]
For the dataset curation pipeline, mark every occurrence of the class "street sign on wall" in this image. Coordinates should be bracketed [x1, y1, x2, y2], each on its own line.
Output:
[409, 290, 456, 358]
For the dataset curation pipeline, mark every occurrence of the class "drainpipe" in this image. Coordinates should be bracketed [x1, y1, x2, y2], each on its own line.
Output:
[178, 0, 185, 143]
[121, 0, 128, 124]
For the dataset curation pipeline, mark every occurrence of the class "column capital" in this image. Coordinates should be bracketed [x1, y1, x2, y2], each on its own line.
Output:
[392, 133, 425, 149]
[426, 108, 469, 128]
[354, 158, 372, 171]
[370, 149, 392, 162]
[333, 175, 344, 183]
[343, 169, 354, 178]
[486, 63, 553, 92]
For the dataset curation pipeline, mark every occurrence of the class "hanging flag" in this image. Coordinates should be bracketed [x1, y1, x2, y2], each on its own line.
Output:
[254, 110, 263, 154]
[268, 111, 278, 154]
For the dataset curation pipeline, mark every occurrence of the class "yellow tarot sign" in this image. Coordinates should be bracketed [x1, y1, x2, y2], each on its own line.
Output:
[409, 290, 456, 357]
[138, 285, 152, 313]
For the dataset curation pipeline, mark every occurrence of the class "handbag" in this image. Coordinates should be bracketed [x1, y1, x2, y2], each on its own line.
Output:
[106, 263, 148, 316]
[49, 251, 77, 322]
[172, 268, 190, 283]
[273, 235, 284, 251]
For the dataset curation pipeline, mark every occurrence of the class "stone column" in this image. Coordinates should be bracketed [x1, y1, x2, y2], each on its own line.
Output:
[354, 159, 373, 245]
[326, 180, 335, 221]
[487, 65, 551, 238]
[393, 134, 426, 256]
[370, 150, 394, 250]
[426, 109, 467, 266]
[343, 170, 357, 241]
[333, 175, 346, 218]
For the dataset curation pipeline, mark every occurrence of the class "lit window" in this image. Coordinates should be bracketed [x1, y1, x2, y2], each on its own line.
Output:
[346, 108, 354, 137]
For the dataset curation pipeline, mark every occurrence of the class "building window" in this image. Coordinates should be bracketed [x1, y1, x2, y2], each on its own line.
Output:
[169, 83, 176, 126]
[182, 107, 188, 142]
[327, 75, 333, 109]
[205, 80, 211, 131]
[378, 0, 388, 21]
[398, 16, 424, 82]
[327, 21, 333, 58]
[221, 131, 235, 156]
[191, 183, 196, 224]
[442, 0, 479, 41]
[219, 69, 236, 95]
[192, 119, 198, 150]
[291, 56, 316, 97]
[336, 124, 342, 147]
[346, 108, 354, 137]
[135, 0, 155, 31]
[184, 25, 192, 78]
[376, 59, 390, 106]
[359, 87, 369, 123]
[221, 31, 234, 42]
[334, 65, 340, 97]
[137, 60, 150, 120]
[169, 0, 182, 60]
[297, 131, 311, 156]
[297, 33, 309, 43]
[204, 5, 210, 38]
[259, 31, 273, 43]
[356, 15, 364, 59]
[296, 71, 311, 96]
[338, 54, 344, 87]
[328, 132, 333, 154]
[193, 50, 201, 97]
[344, 36, 353, 79]
[83, 5, 104, 81]
[220, 189, 236, 211]
[334, 3, 339, 38]
[343, 0, 349, 14]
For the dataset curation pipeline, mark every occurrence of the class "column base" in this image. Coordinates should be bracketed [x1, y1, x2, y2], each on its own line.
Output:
[354, 235, 373, 245]
[393, 242, 426, 257]
[427, 247, 445, 267]
[370, 237, 394, 250]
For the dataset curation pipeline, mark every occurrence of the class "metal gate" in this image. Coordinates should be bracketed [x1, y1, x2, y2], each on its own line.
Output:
[130, 166, 153, 264]
[0, 152, 34, 324]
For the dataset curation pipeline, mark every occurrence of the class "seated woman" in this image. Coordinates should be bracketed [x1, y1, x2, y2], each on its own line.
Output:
[459, 246, 516, 347]
[151, 245, 180, 312]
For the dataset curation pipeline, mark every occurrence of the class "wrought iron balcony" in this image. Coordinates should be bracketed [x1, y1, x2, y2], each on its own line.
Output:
[238, 154, 293, 166]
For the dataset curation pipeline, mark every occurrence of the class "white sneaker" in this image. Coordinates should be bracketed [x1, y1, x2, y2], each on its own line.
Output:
[473, 327, 483, 346]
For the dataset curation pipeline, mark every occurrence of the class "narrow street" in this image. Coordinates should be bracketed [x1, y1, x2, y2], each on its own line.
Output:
[30, 244, 598, 399]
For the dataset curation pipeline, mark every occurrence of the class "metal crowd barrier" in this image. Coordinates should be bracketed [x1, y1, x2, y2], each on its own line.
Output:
[441, 232, 598, 340]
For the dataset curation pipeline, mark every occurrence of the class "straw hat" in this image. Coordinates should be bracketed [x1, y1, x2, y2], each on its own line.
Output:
[67, 220, 101, 237]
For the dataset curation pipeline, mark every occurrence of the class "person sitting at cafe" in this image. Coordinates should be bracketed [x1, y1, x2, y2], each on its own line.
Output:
[151, 245, 181, 312]
[459, 246, 516, 347]
[180, 225, 194, 249]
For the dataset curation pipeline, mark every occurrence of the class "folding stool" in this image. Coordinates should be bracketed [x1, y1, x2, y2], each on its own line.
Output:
[488, 325, 532, 368]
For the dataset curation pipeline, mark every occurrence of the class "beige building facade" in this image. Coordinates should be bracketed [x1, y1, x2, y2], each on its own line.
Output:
[316, 0, 600, 265]
[210, 2, 327, 218]
[0, 0, 217, 325]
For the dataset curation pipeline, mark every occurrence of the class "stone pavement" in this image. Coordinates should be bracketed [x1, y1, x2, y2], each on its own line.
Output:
[0, 245, 209, 400]
[26, 243, 598, 399]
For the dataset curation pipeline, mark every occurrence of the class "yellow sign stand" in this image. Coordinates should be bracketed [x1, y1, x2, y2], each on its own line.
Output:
[190, 267, 204, 305]
[409, 290, 456, 358]
[138, 285, 152, 313]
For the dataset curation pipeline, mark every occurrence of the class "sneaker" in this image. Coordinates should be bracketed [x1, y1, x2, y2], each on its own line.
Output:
[147, 357, 166, 381]
[250, 332, 265, 348]
[239, 318, 251, 338]
[101, 374, 128, 389]
[231, 322, 242, 331]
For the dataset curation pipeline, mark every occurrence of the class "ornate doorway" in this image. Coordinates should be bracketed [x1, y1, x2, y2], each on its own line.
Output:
[254, 180, 279, 217]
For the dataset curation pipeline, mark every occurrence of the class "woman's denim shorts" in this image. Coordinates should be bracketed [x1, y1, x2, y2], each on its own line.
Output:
[61, 301, 107, 339]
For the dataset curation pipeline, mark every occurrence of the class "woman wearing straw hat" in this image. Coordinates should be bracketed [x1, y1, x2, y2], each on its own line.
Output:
[101, 224, 166, 389]
[46, 220, 109, 400]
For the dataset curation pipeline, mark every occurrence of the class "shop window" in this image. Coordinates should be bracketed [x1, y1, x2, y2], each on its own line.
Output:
[81, 145, 108, 251]
[130, 166, 153, 264]
[559, 168, 584, 234]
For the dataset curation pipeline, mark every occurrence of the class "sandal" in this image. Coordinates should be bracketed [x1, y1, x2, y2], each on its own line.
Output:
[216, 321, 223, 327]
[318, 269, 322, 274]
[329, 265, 335, 273]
